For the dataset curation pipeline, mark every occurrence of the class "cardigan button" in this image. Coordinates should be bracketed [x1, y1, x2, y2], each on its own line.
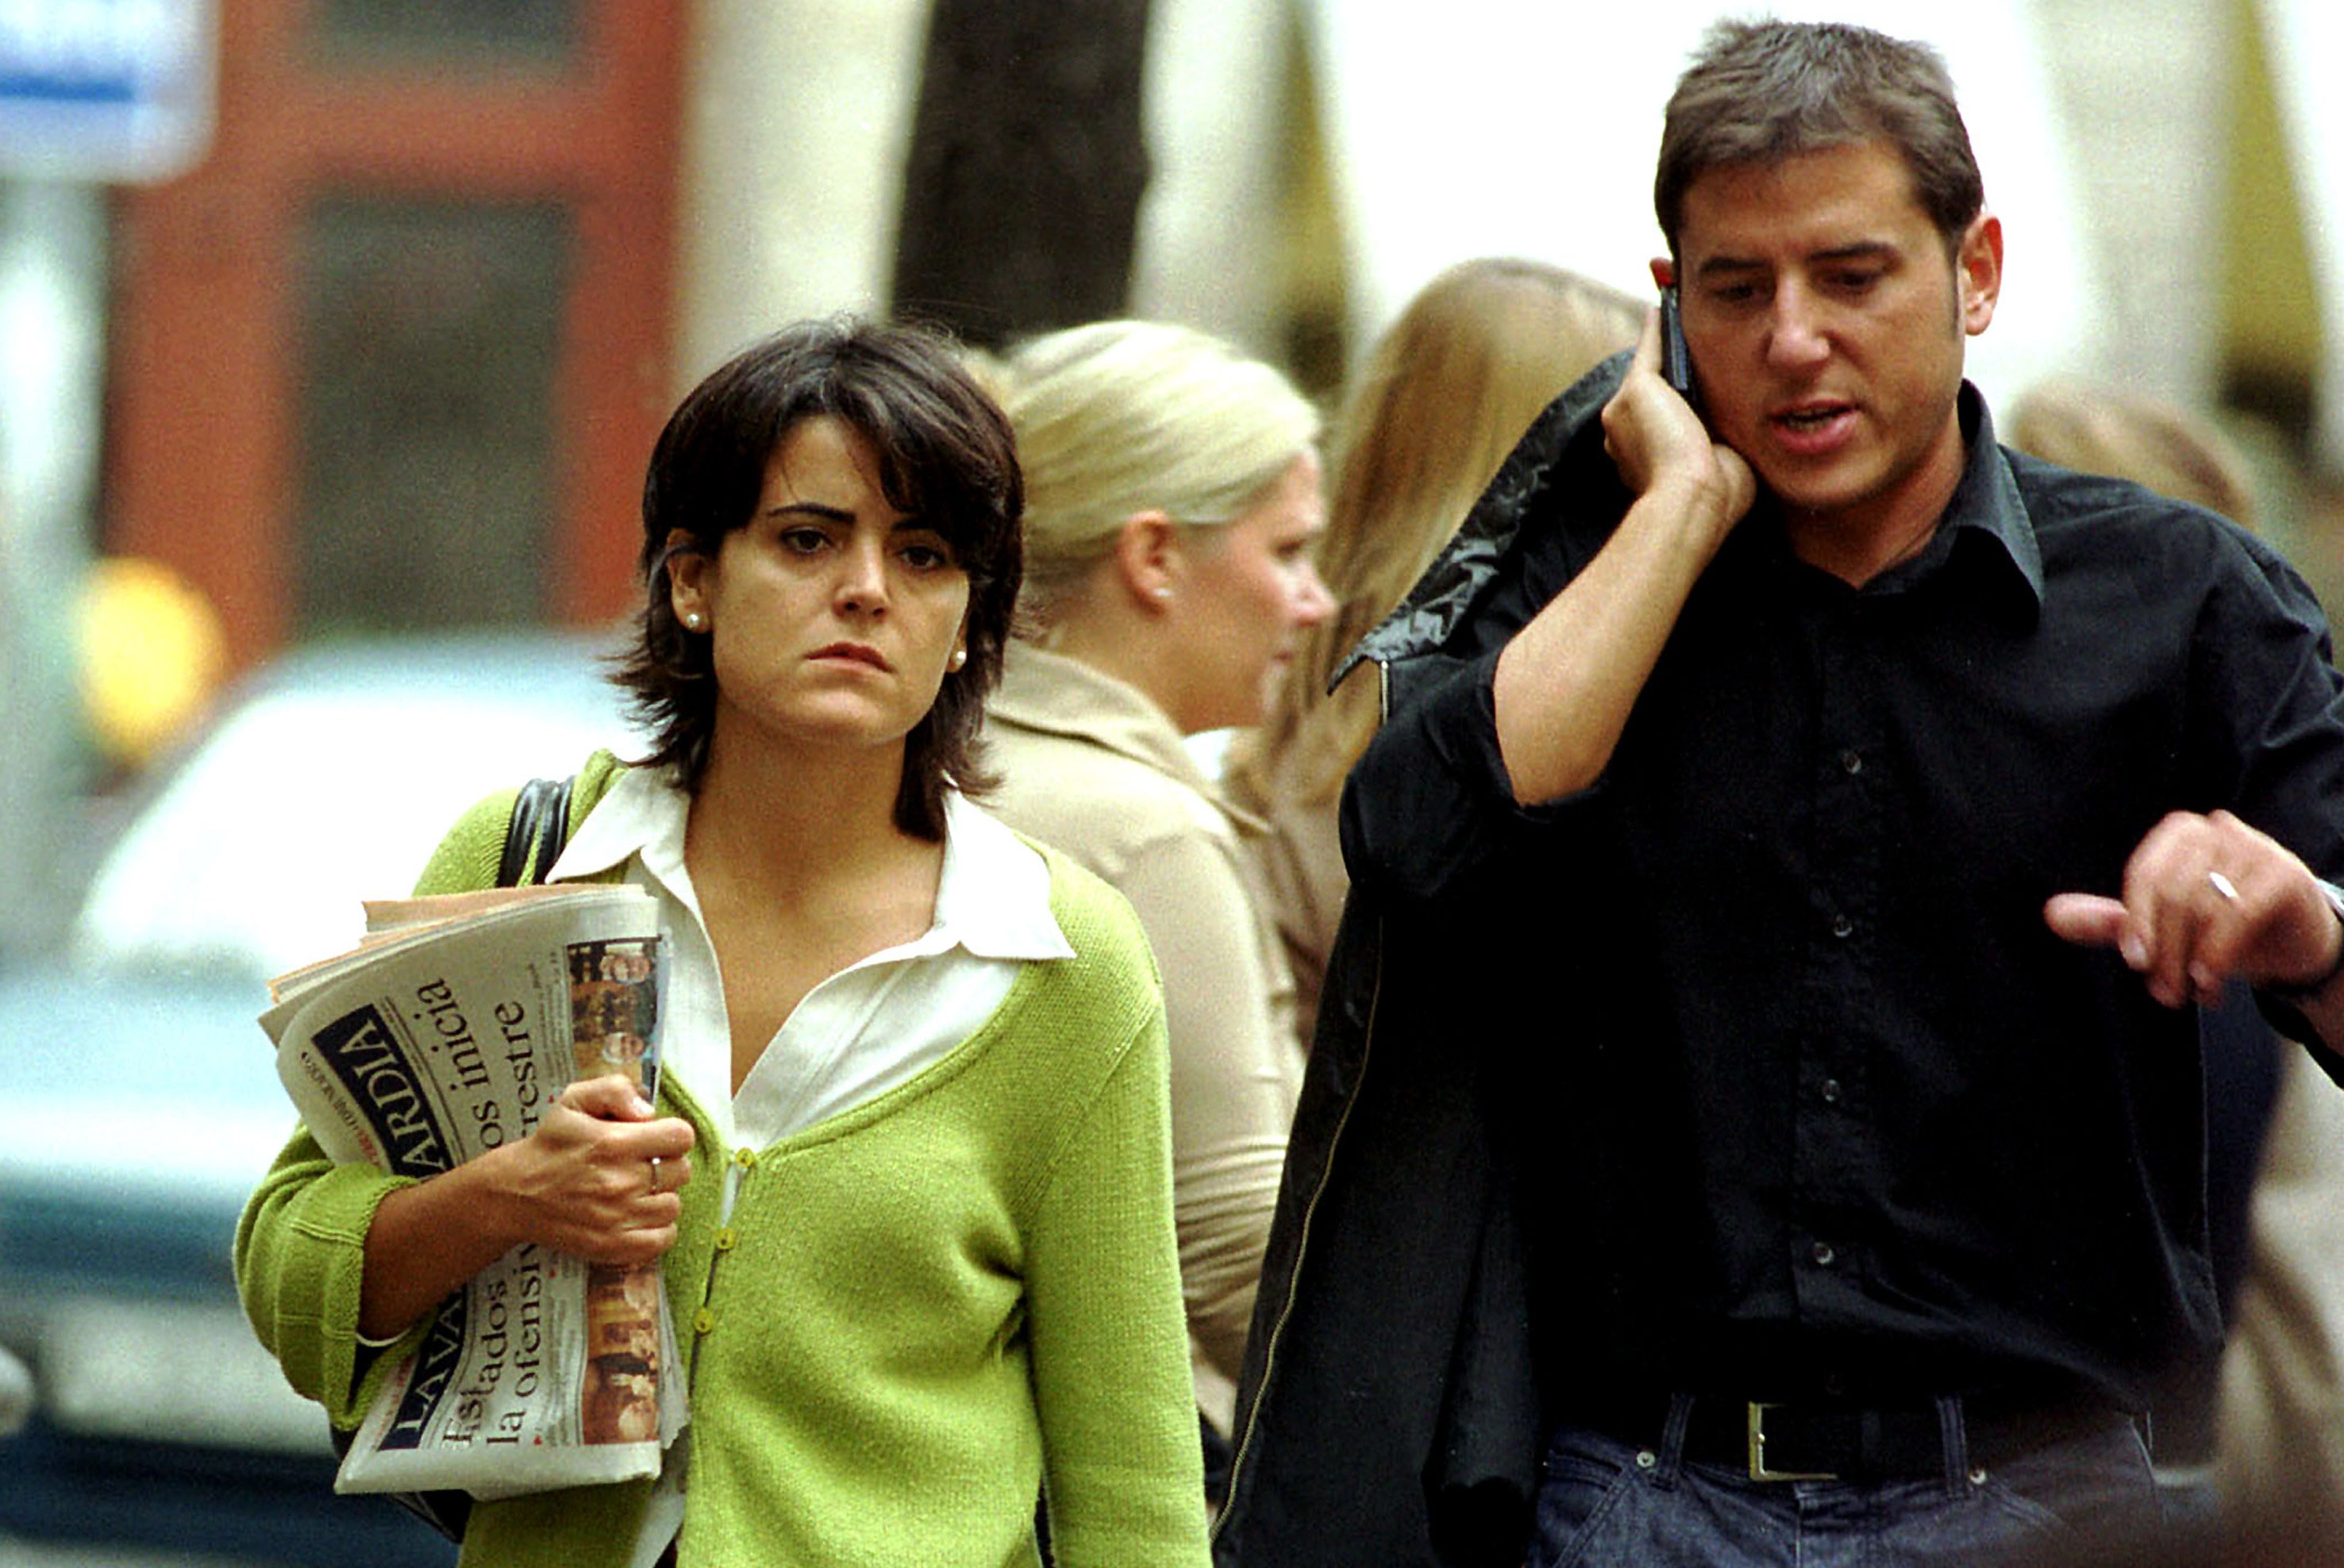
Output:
[694, 1309, 714, 1335]
[715, 1227, 737, 1251]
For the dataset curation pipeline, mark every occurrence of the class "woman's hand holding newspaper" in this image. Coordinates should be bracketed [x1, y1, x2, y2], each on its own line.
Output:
[510, 1075, 697, 1263]
[357, 1075, 695, 1339]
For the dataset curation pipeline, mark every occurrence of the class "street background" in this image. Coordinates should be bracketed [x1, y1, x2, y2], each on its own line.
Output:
[6, 1, 2342, 1562]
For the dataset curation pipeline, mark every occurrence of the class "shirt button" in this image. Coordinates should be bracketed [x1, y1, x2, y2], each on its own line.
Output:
[1820, 1078, 1843, 1105]
[1840, 749, 1864, 775]
[694, 1309, 714, 1335]
[1811, 1240, 1837, 1267]
[1830, 913, 1854, 940]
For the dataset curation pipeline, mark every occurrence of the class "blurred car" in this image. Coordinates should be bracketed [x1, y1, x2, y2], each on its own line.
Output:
[0, 631, 643, 1566]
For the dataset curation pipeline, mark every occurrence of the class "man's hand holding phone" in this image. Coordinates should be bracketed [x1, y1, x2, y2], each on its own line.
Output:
[1600, 292, 1754, 536]
[1493, 286, 1757, 805]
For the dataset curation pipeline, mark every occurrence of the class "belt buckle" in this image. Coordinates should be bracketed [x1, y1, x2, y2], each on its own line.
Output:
[1746, 1401, 1836, 1482]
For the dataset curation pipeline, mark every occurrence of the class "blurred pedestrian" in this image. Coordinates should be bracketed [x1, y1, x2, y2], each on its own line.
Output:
[1225, 259, 1642, 1048]
[984, 319, 1330, 1482]
[2004, 376, 2261, 528]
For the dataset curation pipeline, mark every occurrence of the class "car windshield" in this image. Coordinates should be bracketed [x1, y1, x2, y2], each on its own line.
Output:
[71, 632, 644, 984]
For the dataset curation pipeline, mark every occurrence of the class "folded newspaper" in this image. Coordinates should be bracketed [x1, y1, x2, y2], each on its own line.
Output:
[260, 883, 683, 1501]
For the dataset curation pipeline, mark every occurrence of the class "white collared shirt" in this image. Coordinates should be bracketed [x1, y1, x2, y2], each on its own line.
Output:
[549, 764, 1073, 1151]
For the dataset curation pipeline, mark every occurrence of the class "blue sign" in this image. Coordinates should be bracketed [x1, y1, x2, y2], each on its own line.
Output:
[0, 0, 214, 182]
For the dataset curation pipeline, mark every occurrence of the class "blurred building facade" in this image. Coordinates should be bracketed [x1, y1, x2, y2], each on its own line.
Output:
[41, 0, 2344, 682]
[0, 0, 2323, 955]
[105, 1, 681, 676]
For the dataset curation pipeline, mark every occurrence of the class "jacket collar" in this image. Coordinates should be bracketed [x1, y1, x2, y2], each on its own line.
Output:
[1339, 350, 1632, 685]
[990, 642, 1264, 832]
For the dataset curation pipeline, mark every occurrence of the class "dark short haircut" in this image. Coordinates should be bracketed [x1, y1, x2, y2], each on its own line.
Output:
[1654, 19, 1984, 256]
[613, 317, 1023, 840]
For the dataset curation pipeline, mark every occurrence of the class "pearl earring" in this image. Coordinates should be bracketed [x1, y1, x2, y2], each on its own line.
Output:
[949, 649, 968, 671]
[1153, 586, 1172, 602]
[683, 612, 704, 630]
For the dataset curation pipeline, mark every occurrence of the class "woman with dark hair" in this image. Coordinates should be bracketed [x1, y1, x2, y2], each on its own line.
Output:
[238, 318, 1211, 1566]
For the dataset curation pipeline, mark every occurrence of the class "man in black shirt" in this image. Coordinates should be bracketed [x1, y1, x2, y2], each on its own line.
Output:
[1213, 17, 2344, 1568]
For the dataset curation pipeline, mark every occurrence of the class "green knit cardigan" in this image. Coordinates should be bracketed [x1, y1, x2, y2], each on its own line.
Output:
[235, 754, 1210, 1566]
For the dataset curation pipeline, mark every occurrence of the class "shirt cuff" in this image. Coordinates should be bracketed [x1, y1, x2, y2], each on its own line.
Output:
[2265, 879, 2344, 1001]
[2255, 880, 2344, 1046]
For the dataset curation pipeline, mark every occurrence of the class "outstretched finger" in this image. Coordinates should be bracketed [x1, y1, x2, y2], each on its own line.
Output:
[2043, 893, 2129, 954]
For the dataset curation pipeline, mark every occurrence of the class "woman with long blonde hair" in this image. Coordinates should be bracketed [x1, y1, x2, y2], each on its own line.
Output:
[1226, 259, 1644, 1046]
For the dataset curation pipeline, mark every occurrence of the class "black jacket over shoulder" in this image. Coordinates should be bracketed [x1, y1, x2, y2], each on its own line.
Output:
[1212, 357, 1631, 1568]
[1212, 350, 2344, 1567]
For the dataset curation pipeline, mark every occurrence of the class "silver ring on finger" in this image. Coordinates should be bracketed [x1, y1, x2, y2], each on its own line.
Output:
[648, 1156, 664, 1194]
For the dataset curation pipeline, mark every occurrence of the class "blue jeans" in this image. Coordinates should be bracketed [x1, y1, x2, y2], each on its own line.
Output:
[1526, 1395, 2165, 1567]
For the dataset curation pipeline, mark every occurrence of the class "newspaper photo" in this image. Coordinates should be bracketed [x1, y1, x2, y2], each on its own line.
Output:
[260, 884, 684, 1501]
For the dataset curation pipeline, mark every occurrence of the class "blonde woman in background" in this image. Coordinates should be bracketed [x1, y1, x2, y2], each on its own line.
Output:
[1225, 259, 1644, 1048]
[2003, 376, 2261, 528]
[983, 320, 1331, 1475]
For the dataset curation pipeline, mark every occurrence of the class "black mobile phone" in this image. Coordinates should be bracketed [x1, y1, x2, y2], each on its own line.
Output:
[1659, 286, 1699, 411]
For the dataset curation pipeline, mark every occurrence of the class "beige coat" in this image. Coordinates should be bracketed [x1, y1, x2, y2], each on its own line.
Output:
[984, 643, 1303, 1433]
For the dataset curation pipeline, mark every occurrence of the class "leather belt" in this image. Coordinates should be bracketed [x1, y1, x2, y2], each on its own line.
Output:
[1575, 1391, 2124, 1483]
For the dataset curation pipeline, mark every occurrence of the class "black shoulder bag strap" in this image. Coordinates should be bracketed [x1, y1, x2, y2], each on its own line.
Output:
[334, 774, 578, 1545]
[498, 774, 578, 889]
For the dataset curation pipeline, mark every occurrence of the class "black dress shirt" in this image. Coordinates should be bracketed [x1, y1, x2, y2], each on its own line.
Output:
[1343, 389, 2344, 1414]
